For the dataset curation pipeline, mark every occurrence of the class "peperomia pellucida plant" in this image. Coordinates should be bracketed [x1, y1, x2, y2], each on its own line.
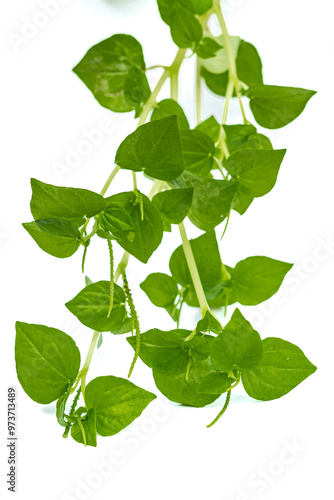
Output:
[15, 0, 317, 447]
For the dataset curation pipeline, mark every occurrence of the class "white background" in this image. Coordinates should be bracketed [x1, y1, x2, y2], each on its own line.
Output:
[1, 0, 333, 499]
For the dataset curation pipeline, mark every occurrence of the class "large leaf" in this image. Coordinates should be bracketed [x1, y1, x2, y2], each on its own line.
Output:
[140, 273, 179, 308]
[23, 219, 81, 258]
[226, 148, 286, 198]
[169, 231, 223, 288]
[85, 376, 156, 436]
[30, 179, 105, 226]
[180, 129, 215, 175]
[152, 188, 194, 228]
[104, 191, 163, 263]
[15, 322, 80, 404]
[170, 172, 239, 231]
[157, 0, 212, 25]
[242, 338, 317, 401]
[211, 309, 263, 372]
[73, 34, 150, 113]
[229, 256, 293, 306]
[65, 281, 132, 334]
[197, 372, 234, 395]
[151, 99, 190, 130]
[247, 85, 316, 129]
[223, 124, 272, 155]
[115, 116, 184, 181]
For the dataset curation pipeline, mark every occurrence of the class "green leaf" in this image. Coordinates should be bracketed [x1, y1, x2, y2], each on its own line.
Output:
[196, 310, 222, 335]
[123, 66, 151, 112]
[170, 231, 223, 288]
[223, 124, 273, 155]
[15, 322, 80, 405]
[170, 172, 239, 231]
[157, 0, 212, 25]
[153, 358, 221, 407]
[127, 328, 190, 374]
[242, 338, 317, 401]
[201, 40, 263, 96]
[195, 37, 222, 59]
[200, 36, 241, 74]
[170, 5, 203, 49]
[151, 99, 190, 129]
[65, 281, 132, 334]
[99, 201, 134, 233]
[71, 409, 97, 447]
[152, 188, 194, 226]
[104, 192, 163, 263]
[30, 179, 105, 226]
[115, 116, 185, 181]
[182, 332, 215, 361]
[73, 34, 150, 113]
[229, 256, 293, 306]
[180, 129, 215, 175]
[226, 148, 286, 198]
[85, 376, 156, 436]
[23, 219, 81, 258]
[247, 85, 317, 129]
[195, 116, 220, 143]
[197, 372, 234, 395]
[211, 309, 263, 372]
[140, 273, 179, 308]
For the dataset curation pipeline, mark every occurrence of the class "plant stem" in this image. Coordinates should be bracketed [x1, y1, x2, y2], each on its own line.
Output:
[214, 4, 237, 79]
[178, 222, 209, 315]
[137, 48, 186, 128]
[196, 56, 202, 125]
[132, 171, 138, 191]
[100, 165, 121, 197]
[80, 330, 100, 402]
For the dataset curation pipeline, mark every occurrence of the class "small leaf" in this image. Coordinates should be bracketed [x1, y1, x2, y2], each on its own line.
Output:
[226, 148, 286, 198]
[56, 389, 71, 427]
[242, 338, 317, 401]
[180, 129, 215, 175]
[196, 310, 222, 335]
[223, 124, 272, 155]
[229, 256, 293, 306]
[71, 409, 97, 447]
[140, 273, 179, 308]
[65, 281, 132, 334]
[183, 333, 215, 361]
[115, 116, 185, 181]
[170, 5, 203, 49]
[247, 85, 316, 129]
[157, 0, 212, 25]
[196, 37, 222, 59]
[151, 99, 190, 129]
[211, 309, 263, 372]
[195, 116, 220, 143]
[23, 219, 81, 258]
[104, 191, 163, 263]
[73, 34, 150, 113]
[15, 322, 80, 404]
[200, 36, 241, 74]
[30, 179, 105, 226]
[85, 376, 156, 436]
[152, 188, 194, 225]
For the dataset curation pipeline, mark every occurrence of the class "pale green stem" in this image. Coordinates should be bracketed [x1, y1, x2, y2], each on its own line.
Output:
[132, 171, 138, 191]
[80, 330, 100, 402]
[196, 56, 202, 125]
[100, 165, 121, 197]
[178, 222, 209, 315]
[114, 251, 130, 283]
